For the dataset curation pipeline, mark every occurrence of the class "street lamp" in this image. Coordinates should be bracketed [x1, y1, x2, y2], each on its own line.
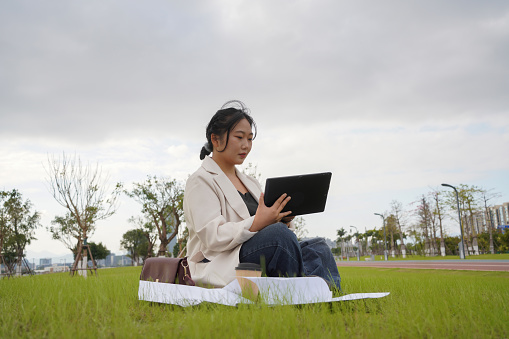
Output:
[441, 183, 466, 259]
[374, 213, 388, 261]
[350, 226, 361, 261]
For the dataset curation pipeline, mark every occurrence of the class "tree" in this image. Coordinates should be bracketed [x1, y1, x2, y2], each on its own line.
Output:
[0, 193, 12, 275]
[0, 193, 9, 256]
[46, 153, 120, 266]
[344, 234, 354, 258]
[89, 242, 110, 263]
[370, 229, 384, 255]
[413, 195, 433, 256]
[499, 231, 509, 253]
[241, 162, 262, 182]
[0, 189, 40, 275]
[355, 232, 364, 256]
[385, 214, 398, 257]
[429, 188, 448, 256]
[390, 200, 407, 257]
[48, 213, 83, 258]
[124, 175, 184, 257]
[120, 229, 147, 266]
[364, 229, 375, 255]
[443, 184, 483, 255]
[293, 217, 308, 241]
[406, 227, 425, 256]
[336, 228, 347, 258]
[173, 227, 189, 258]
[128, 216, 157, 261]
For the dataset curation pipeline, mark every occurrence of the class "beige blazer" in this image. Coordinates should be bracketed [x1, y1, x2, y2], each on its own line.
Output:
[183, 156, 262, 287]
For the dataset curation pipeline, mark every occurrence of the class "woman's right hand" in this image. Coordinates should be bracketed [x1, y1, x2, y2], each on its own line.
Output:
[250, 193, 292, 232]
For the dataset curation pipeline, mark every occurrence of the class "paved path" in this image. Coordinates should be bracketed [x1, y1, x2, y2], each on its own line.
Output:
[337, 259, 509, 272]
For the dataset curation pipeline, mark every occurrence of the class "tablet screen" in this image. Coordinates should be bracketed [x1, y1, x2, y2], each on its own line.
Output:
[263, 172, 332, 216]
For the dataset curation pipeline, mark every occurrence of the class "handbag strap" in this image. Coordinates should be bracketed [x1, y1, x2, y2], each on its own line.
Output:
[178, 257, 195, 286]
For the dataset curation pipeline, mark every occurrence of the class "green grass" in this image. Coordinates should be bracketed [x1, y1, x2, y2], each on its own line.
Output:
[351, 253, 509, 261]
[1, 266, 508, 338]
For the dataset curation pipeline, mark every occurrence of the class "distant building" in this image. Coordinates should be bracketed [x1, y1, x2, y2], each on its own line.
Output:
[105, 253, 116, 267]
[167, 236, 177, 257]
[473, 202, 509, 233]
[115, 255, 132, 266]
[39, 258, 52, 267]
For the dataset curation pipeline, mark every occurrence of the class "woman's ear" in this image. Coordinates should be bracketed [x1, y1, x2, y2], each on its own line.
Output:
[210, 133, 221, 150]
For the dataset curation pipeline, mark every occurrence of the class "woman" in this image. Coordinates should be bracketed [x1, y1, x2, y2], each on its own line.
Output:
[183, 100, 340, 289]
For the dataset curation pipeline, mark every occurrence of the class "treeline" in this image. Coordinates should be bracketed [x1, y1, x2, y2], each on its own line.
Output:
[1, 153, 186, 276]
[2, 155, 310, 272]
[46, 154, 185, 268]
[336, 185, 509, 258]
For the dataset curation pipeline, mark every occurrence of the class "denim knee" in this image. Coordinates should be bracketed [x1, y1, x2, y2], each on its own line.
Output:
[262, 223, 299, 244]
[300, 237, 327, 248]
[239, 223, 304, 277]
[240, 223, 300, 256]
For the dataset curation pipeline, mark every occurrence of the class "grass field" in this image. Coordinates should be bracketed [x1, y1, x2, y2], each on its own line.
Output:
[347, 253, 509, 261]
[1, 265, 508, 338]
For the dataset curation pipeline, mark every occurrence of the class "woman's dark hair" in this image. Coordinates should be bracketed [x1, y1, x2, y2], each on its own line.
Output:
[200, 100, 257, 160]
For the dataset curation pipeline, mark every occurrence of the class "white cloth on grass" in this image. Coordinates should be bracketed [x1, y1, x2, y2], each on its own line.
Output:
[138, 276, 389, 307]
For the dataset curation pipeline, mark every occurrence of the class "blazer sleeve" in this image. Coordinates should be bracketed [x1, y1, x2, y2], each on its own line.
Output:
[184, 175, 256, 253]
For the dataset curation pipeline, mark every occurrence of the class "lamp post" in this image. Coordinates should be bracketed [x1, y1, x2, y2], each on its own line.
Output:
[350, 226, 361, 261]
[374, 213, 388, 261]
[441, 183, 466, 259]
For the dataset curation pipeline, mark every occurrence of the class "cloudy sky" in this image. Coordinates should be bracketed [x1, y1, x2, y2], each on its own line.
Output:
[1, 1, 508, 260]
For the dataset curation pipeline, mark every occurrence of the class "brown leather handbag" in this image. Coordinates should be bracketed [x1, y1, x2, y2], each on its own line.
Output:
[139, 257, 195, 286]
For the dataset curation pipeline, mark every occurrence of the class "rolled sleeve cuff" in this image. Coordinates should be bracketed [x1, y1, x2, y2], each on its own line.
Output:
[235, 216, 257, 243]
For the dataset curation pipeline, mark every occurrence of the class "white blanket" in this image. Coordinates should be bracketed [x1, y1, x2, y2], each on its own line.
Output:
[138, 276, 389, 307]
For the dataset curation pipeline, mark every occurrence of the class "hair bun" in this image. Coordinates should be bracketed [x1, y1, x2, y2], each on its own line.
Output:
[200, 143, 212, 160]
[220, 100, 250, 114]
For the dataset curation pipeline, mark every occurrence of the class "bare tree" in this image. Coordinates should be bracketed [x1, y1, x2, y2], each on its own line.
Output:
[428, 206, 438, 256]
[293, 217, 308, 241]
[462, 185, 482, 255]
[241, 162, 262, 182]
[414, 195, 432, 256]
[124, 175, 184, 257]
[390, 200, 407, 257]
[46, 153, 120, 275]
[444, 184, 483, 255]
[429, 188, 448, 256]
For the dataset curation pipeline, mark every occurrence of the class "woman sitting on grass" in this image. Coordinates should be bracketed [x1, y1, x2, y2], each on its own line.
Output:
[183, 100, 341, 289]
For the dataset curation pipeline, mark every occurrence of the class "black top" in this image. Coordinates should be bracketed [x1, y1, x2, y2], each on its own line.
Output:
[238, 191, 258, 217]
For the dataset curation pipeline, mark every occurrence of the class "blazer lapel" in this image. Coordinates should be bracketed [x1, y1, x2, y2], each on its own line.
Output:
[236, 169, 262, 201]
[214, 175, 251, 219]
[202, 157, 251, 220]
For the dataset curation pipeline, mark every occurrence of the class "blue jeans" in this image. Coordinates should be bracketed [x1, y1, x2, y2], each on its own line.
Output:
[239, 223, 341, 289]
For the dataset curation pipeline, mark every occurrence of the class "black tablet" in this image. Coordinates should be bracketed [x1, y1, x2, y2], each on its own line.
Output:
[263, 172, 332, 216]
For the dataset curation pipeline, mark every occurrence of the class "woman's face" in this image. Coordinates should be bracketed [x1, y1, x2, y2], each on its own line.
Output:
[212, 118, 253, 166]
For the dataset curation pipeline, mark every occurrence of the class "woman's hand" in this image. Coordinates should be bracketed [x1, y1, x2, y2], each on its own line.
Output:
[250, 193, 292, 232]
[281, 216, 295, 227]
